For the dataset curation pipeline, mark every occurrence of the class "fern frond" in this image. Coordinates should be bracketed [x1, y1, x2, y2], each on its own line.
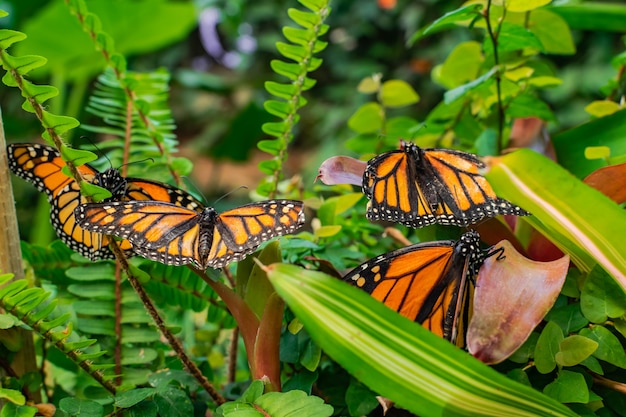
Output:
[258, 0, 331, 197]
[0, 274, 118, 395]
[0, 12, 100, 197]
[65, 0, 187, 184]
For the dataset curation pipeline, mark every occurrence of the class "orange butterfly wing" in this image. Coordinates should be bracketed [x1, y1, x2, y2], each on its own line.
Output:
[343, 231, 484, 346]
[363, 142, 529, 227]
[7, 143, 204, 261]
[75, 200, 305, 269]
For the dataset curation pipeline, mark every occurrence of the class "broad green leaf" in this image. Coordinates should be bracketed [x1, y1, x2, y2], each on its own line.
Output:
[59, 398, 104, 416]
[543, 370, 589, 404]
[300, 339, 322, 372]
[170, 157, 193, 177]
[16, 0, 198, 80]
[555, 336, 598, 367]
[0, 402, 37, 417]
[0, 388, 25, 405]
[347, 103, 383, 134]
[490, 22, 544, 53]
[585, 100, 621, 118]
[506, 94, 556, 121]
[115, 388, 157, 408]
[154, 387, 193, 417]
[534, 321, 563, 374]
[485, 150, 626, 290]
[266, 263, 577, 417]
[528, 9, 575, 55]
[256, 390, 333, 417]
[345, 379, 379, 417]
[545, 304, 589, 335]
[579, 326, 626, 369]
[504, 0, 551, 12]
[554, 109, 626, 178]
[580, 266, 626, 323]
[527, 76, 562, 87]
[380, 80, 419, 108]
[549, 3, 626, 32]
[314, 225, 342, 238]
[0, 314, 17, 330]
[357, 74, 381, 94]
[436, 41, 483, 89]
[409, 4, 483, 44]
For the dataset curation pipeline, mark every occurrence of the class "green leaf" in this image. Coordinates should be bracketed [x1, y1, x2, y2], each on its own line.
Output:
[506, 94, 556, 121]
[528, 9, 575, 55]
[262, 121, 290, 137]
[80, 181, 113, 202]
[59, 398, 104, 416]
[581, 266, 626, 323]
[347, 103, 383, 134]
[1, 54, 47, 75]
[0, 314, 18, 330]
[16, 0, 198, 80]
[534, 321, 563, 374]
[0, 29, 27, 49]
[313, 225, 342, 238]
[543, 370, 589, 404]
[288, 8, 319, 28]
[380, 80, 419, 108]
[257, 139, 285, 156]
[553, 108, 626, 178]
[40, 111, 80, 134]
[506, 0, 551, 12]
[0, 388, 26, 405]
[0, 402, 37, 417]
[60, 144, 98, 167]
[265, 81, 299, 100]
[255, 390, 333, 417]
[276, 42, 308, 62]
[579, 326, 626, 368]
[444, 68, 496, 104]
[271, 60, 301, 81]
[555, 335, 598, 367]
[357, 74, 381, 94]
[492, 22, 544, 53]
[585, 101, 621, 118]
[435, 41, 483, 89]
[154, 387, 193, 417]
[485, 150, 626, 290]
[265, 100, 293, 119]
[266, 263, 577, 417]
[345, 379, 379, 417]
[549, 3, 626, 32]
[115, 388, 157, 408]
[408, 4, 483, 44]
[300, 339, 322, 371]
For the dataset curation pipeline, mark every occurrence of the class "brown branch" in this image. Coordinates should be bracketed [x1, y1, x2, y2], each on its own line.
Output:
[114, 264, 123, 386]
[108, 243, 226, 404]
[591, 372, 626, 395]
[227, 327, 239, 384]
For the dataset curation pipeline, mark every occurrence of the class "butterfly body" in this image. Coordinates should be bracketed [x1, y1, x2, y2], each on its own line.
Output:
[343, 230, 485, 346]
[75, 199, 306, 269]
[7, 143, 203, 261]
[363, 141, 529, 228]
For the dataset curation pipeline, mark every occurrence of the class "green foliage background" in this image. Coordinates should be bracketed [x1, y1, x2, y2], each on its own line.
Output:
[1, 0, 626, 416]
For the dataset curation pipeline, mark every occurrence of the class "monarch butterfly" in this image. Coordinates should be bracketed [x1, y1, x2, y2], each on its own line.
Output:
[342, 231, 496, 346]
[7, 143, 203, 260]
[363, 141, 529, 228]
[74, 199, 306, 269]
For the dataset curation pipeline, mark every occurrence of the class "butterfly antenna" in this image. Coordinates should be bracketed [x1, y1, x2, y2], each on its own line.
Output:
[180, 176, 210, 206]
[80, 136, 113, 168]
[213, 185, 249, 206]
[119, 157, 155, 170]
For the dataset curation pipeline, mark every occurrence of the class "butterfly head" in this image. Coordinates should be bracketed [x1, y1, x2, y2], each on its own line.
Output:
[95, 168, 127, 199]
[400, 140, 422, 159]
